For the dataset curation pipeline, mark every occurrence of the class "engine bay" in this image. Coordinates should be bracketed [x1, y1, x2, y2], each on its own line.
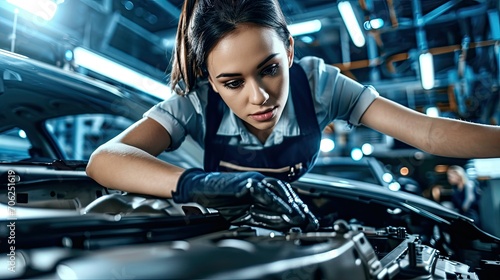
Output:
[1, 164, 500, 279]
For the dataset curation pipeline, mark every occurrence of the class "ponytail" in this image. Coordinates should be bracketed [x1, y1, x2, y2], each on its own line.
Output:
[170, 0, 199, 95]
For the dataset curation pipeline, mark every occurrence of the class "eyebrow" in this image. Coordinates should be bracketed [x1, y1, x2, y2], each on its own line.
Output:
[215, 53, 279, 78]
[256, 53, 279, 69]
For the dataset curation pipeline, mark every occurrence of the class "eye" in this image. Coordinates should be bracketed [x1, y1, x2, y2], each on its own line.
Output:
[261, 63, 279, 76]
[223, 79, 244, 89]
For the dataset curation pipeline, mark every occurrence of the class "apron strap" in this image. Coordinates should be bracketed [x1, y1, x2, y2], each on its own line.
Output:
[289, 62, 320, 134]
[204, 86, 224, 170]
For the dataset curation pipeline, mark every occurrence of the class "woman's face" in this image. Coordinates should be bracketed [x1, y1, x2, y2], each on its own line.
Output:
[447, 170, 461, 185]
[206, 24, 294, 138]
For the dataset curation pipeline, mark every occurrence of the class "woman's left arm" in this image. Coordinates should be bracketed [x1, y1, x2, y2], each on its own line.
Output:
[360, 96, 500, 158]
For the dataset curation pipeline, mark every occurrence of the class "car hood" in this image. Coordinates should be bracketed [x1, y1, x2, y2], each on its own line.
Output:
[0, 50, 161, 132]
[295, 173, 469, 223]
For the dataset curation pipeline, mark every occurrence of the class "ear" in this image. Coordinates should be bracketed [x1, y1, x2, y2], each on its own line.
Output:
[207, 75, 218, 93]
[287, 35, 295, 68]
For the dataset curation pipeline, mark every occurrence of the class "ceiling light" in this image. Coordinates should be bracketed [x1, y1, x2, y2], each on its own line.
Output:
[363, 18, 384, 30]
[300, 36, 315, 44]
[418, 52, 435, 90]
[6, 0, 59, 21]
[338, 0, 365, 47]
[73, 47, 172, 100]
[18, 129, 27, 139]
[288, 19, 322, 37]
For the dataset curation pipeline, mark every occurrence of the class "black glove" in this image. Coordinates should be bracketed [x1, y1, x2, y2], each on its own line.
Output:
[172, 168, 319, 232]
[255, 178, 319, 232]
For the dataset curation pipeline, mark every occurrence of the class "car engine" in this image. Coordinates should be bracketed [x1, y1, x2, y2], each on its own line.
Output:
[0, 164, 499, 279]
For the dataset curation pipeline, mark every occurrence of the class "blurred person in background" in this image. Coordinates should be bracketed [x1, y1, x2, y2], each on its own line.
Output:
[447, 165, 480, 224]
[424, 184, 443, 203]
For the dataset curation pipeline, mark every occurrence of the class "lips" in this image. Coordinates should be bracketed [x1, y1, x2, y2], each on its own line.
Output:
[249, 107, 276, 122]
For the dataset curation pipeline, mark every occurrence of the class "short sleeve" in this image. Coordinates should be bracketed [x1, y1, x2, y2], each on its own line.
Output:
[298, 56, 379, 128]
[143, 91, 205, 151]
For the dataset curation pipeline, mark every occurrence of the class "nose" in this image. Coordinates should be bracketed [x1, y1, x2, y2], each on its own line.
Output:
[248, 80, 269, 105]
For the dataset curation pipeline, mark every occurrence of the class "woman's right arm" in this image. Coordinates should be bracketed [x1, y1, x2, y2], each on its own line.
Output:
[86, 116, 321, 231]
[86, 117, 185, 198]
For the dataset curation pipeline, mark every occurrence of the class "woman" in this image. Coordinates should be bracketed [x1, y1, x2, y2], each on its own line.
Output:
[86, 0, 499, 231]
[447, 165, 480, 223]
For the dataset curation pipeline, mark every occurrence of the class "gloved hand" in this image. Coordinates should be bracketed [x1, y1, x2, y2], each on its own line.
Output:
[172, 168, 319, 232]
[256, 177, 319, 232]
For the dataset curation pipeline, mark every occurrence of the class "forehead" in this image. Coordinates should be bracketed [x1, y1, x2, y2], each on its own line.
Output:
[207, 24, 286, 72]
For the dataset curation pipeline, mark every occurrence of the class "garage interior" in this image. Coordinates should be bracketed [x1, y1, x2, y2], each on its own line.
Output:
[0, 0, 499, 233]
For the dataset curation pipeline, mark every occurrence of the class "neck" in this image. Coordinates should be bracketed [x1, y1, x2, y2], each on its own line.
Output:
[246, 124, 272, 144]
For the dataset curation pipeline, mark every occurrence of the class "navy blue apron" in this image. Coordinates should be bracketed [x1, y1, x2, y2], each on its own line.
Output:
[203, 63, 321, 182]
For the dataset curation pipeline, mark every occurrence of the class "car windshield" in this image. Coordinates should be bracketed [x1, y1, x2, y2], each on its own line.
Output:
[0, 127, 31, 161]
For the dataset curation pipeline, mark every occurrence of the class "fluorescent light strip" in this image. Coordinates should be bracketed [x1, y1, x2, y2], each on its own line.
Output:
[338, 1, 366, 47]
[288, 19, 322, 37]
[73, 47, 172, 99]
[7, 0, 58, 21]
[419, 52, 435, 90]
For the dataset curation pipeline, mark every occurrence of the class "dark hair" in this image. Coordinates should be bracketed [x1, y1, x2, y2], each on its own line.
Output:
[170, 0, 291, 95]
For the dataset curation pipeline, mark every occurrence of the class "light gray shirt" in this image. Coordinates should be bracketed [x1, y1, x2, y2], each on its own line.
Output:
[144, 56, 379, 151]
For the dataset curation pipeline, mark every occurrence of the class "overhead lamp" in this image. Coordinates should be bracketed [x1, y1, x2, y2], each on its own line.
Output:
[288, 19, 322, 37]
[338, 0, 365, 47]
[73, 47, 172, 100]
[363, 18, 384, 30]
[418, 52, 435, 90]
[6, 0, 59, 21]
[299, 36, 315, 44]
